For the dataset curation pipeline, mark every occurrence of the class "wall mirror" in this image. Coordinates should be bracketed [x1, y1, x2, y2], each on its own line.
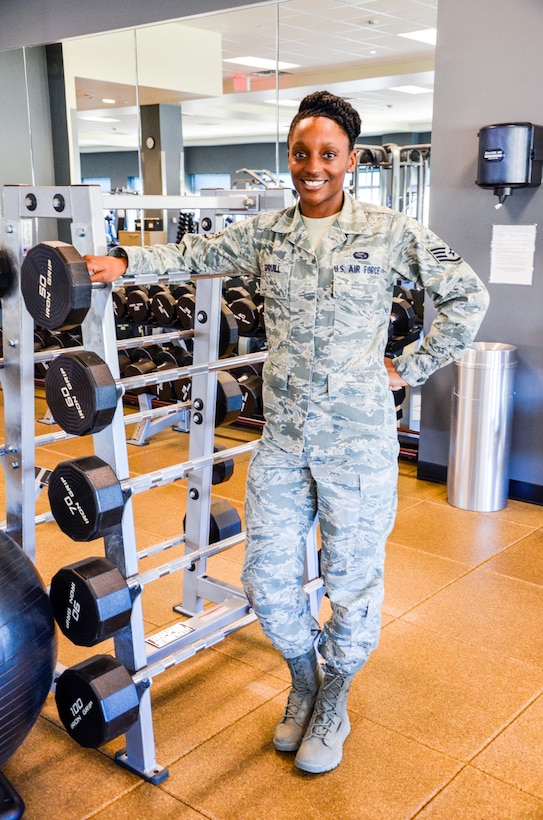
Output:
[58, 1, 436, 211]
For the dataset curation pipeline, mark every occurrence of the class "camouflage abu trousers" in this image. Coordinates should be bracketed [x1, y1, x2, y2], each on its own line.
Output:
[241, 433, 399, 676]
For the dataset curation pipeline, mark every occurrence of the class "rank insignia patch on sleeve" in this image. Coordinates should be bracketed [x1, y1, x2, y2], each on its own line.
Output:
[429, 245, 462, 263]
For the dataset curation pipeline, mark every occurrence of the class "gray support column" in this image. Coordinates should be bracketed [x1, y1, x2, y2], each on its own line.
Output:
[140, 104, 183, 241]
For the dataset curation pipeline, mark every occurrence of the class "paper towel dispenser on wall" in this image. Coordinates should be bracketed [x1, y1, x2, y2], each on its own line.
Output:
[476, 122, 543, 207]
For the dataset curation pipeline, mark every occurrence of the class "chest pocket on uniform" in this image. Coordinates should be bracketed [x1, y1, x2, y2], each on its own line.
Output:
[333, 270, 381, 336]
[260, 263, 290, 300]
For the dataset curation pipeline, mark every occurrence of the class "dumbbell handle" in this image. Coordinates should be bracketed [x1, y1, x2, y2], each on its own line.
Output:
[20, 329, 195, 369]
[120, 439, 256, 497]
[31, 401, 190, 450]
[117, 350, 266, 398]
[132, 609, 257, 686]
[129, 529, 247, 593]
[53, 605, 258, 692]
[0, 399, 191, 454]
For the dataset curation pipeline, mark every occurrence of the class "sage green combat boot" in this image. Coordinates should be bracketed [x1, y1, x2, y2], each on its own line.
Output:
[273, 649, 323, 752]
[294, 668, 354, 773]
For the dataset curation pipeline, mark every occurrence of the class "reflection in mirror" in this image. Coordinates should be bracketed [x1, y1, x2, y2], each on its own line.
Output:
[62, 3, 284, 242]
[59, 0, 436, 241]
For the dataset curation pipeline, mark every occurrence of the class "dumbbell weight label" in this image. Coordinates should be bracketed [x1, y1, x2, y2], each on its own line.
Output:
[59, 367, 85, 423]
[66, 581, 81, 631]
[58, 474, 91, 526]
[68, 696, 94, 732]
[38, 262, 53, 323]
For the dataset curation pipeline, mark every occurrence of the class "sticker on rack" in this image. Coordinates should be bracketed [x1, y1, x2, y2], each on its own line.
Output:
[146, 622, 194, 649]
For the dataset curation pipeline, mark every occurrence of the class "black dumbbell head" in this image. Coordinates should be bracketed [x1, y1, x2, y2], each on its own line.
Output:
[151, 289, 177, 326]
[0, 247, 15, 298]
[219, 302, 239, 357]
[184, 498, 241, 544]
[50, 556, 132, 646]
[216, 371, 243, 426]
[45, 350, 118, 436]
[238, 373, 263, 418]
[48, 455, 125, 542]
[126, 288, 152, 323]
[55, 655, 139, 748]
[21, 241, 91, 330]
[212, 445, 235, 485]
[230, 297, 260, 336]
[175, 292, 195, 330]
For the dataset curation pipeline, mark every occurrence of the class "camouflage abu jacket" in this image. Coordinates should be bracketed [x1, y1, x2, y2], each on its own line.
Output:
[118, 194, 489, 456]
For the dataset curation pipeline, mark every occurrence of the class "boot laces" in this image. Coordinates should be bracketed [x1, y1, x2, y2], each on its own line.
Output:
[283, 689, 307, 721]
[307, 674, 347, 739]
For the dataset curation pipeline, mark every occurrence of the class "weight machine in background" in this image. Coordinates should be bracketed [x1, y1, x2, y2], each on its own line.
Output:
[0, 184, 322, 783]
[353, 142, 431, 454]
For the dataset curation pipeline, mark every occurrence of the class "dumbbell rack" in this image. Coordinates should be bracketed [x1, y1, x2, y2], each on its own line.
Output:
[0, 184, 322, 783]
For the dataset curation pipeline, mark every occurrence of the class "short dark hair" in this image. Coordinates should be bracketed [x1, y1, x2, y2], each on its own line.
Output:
[288, 91, 361, 151]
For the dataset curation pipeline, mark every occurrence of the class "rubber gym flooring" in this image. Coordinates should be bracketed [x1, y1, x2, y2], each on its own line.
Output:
[4, 389, 543, 819]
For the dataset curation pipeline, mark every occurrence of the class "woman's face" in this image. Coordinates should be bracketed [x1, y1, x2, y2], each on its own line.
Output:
[287, 116, 357, 218]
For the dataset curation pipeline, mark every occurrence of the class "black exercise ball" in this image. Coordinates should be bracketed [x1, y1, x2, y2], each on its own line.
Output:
[0, 531, 57, 766]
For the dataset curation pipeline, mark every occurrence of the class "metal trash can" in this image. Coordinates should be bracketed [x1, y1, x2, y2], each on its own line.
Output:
[447, 342, 517, 512]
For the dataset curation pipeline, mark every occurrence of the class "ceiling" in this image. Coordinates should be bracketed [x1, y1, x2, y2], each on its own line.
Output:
[69, 0, 437, 152]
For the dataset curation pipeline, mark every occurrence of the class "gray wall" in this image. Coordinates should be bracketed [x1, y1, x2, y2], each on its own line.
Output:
[0, 48, 55, 188]
[80, 152, 139, 190]
[420, 0, 543, 501]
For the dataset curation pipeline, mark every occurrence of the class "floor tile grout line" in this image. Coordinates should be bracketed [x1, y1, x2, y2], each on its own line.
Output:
[409, 684, 543, 817]
[381, 613, 543, 675]
[384, 528, 543, 623]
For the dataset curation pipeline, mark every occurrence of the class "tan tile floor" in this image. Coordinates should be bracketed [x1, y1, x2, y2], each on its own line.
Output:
[4, 394, 543, 819]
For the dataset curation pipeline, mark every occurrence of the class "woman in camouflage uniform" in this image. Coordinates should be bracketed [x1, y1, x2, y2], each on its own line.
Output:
[87, 91, 489, 774]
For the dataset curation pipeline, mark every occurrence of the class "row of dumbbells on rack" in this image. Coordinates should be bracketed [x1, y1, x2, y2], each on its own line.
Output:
[30, 272, 267, 425]
[30, 277, 420, 432]
[33, 327, 264, 428]
[112, 275, 265, 344]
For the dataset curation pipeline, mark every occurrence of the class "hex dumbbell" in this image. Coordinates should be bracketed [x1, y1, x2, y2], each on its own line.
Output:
[47, 451, 245, 541]
[50, 494, 240, 643]
[44, 349, 243, 436]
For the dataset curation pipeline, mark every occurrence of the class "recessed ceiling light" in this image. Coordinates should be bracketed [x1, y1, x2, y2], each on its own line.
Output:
[391, 85, 433, 94]
[224, 56, 299, 71]
[79, 115, 121, 123]
[264, 99, 300, 107]
[398, 28, 437, 45]
[101, 98, 116, 104]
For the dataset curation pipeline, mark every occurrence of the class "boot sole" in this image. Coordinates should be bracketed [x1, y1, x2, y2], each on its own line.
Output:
[294, 716, 351, 774]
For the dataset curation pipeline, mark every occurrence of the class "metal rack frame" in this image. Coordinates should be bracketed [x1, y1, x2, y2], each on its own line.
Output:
[0, 184, 322, 783]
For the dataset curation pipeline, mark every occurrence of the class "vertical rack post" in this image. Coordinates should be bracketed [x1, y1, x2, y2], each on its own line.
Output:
[1, 188, 37, 557]
[179, 274, 225, 615]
